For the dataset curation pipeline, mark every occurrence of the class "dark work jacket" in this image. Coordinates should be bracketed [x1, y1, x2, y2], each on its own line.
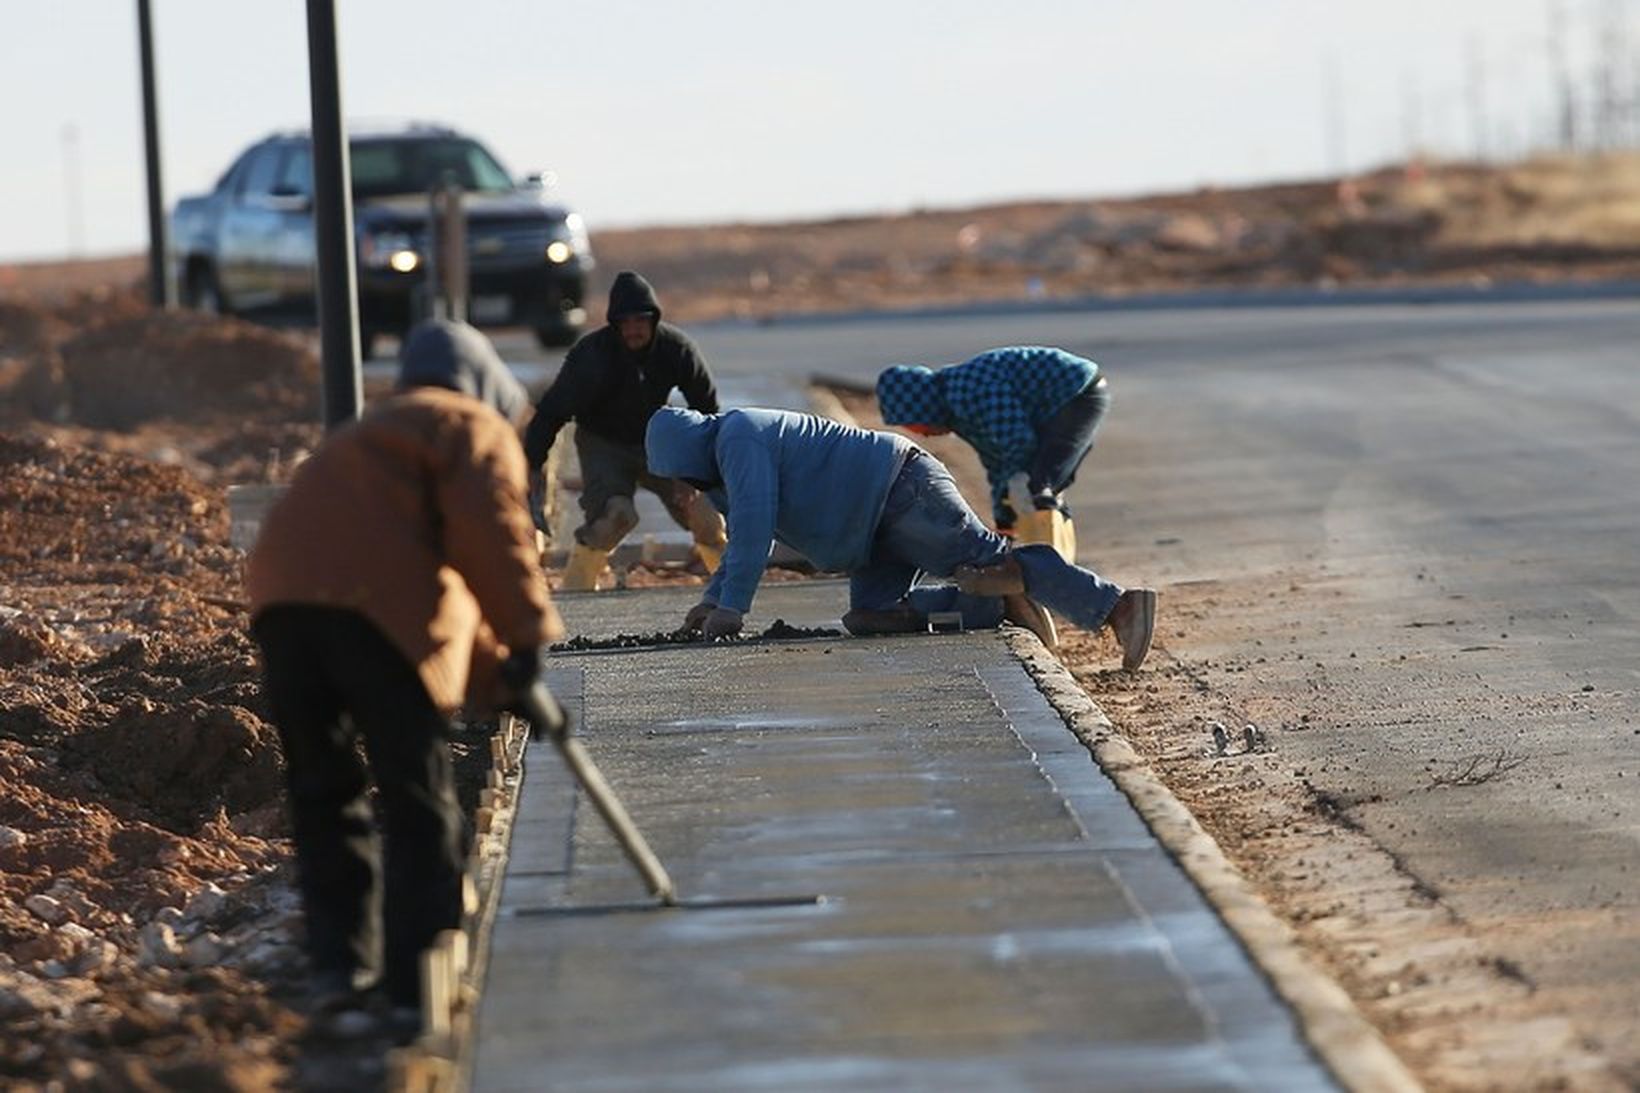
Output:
[522, 322, 719, 465]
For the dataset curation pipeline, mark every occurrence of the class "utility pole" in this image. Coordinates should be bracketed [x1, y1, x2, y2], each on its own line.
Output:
[61, 124, 84, 257]
[136, 0, 172, 307]
[1323, 51, 1347, 176]
[1548, 0, 1578, 149]
[305, 0, 362, 429]
[1591, 0, 1629, 148]
[1400, 68, 1425, 161]
[1466, 33, 1489, 161]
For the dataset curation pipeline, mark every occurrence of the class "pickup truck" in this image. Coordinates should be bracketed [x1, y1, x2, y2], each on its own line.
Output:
[170, 122, 593, 355]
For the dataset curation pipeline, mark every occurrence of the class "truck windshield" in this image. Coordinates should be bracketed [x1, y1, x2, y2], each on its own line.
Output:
[349, 138, 515, 198]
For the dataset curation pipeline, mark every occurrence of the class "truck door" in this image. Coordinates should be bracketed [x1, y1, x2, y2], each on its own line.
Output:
[216, 144, 284, 309]
[268, 143, 316, 307]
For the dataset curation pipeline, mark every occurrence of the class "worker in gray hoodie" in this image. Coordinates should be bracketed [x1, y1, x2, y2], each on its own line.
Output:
[645, 406, 1156, 668]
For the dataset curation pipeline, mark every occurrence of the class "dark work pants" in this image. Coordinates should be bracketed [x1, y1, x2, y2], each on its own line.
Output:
[573, 427, 694, 543]
[252, 605, 465, 1008]
[1027, 377, 1111, 507]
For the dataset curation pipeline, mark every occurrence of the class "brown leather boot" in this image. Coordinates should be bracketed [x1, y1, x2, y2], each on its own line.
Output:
[1107, 588, 1157, 671]
[1002, 593, 1058, 653]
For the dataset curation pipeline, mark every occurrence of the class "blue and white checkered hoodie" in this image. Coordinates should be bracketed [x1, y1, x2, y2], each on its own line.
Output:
[877, 347, 1097, 520]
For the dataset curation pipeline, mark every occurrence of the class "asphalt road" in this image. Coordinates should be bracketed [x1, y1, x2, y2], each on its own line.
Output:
[488, 296, 1640, 1080]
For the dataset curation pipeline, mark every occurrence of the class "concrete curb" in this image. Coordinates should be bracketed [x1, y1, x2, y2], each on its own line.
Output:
[1001, 629, 1423, 1093]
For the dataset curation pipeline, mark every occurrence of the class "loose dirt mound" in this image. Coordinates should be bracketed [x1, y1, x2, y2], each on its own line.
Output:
[58, 310, 320, 431]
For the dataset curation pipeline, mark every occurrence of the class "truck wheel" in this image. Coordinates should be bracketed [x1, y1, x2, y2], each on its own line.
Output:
[186, 264, 228, 316]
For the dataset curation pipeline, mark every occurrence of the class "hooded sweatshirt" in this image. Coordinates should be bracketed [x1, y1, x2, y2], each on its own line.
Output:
[246, 319, 560, 711]
[646, 407, 915, 613]
[522, 271, 719, 464]
[877, 346, 1097, 517]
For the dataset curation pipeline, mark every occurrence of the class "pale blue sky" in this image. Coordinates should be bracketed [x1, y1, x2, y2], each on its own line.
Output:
[0, 0, 1611, 261]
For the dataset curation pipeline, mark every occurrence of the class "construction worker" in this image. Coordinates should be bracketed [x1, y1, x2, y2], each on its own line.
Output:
[645, 406, 1155, 668]
[875, 346, 1110, 561]
[245, 319, 563, 1027]
[523, 270, 726, 590]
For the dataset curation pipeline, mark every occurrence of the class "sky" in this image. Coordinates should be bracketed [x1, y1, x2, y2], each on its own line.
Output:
[0, 0, 1621, 262]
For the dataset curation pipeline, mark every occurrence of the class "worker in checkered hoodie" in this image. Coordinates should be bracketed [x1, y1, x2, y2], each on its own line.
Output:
[876, 347, 1109, 535]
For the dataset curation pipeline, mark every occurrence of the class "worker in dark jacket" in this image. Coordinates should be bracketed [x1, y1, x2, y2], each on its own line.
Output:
[247, 319, 562, 1025]
[523, 271, 725, 589]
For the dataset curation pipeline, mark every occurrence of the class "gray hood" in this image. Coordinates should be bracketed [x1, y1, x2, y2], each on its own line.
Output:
[397, 319, 529, 423]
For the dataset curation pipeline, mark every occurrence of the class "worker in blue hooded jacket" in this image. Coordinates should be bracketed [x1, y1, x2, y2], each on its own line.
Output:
[644, 406, 1156, 669]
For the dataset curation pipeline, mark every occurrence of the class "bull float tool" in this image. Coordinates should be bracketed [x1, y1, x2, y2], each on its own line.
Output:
[509, 673, 826, 915]
[513, 680, 678, 906]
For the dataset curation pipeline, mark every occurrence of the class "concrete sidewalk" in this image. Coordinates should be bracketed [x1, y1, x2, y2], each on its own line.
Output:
[467, 581, 1342, 1092]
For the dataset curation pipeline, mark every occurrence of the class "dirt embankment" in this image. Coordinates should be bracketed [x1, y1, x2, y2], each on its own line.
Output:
[589, 153, 1640, 322]
[0, 290, 420, 1089]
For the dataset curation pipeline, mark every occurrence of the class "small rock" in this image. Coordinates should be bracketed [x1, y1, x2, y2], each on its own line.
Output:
[184, 932, 224, 967]
[153, 906, 187, 930]
[141, 991, 184, 1020]
[38, 960, 71, 980]
[0, 826, 26, 851]
[1210, 721, 1229, 756]
[0, 985, 41, 1020]
[70, 941, 118, 977]
[138, 922, 183, 969]
[23, 894, 69, 926]
[59, 922, 96, 945]
[185, 883, 229, 925]
[43, 880, 96, 920]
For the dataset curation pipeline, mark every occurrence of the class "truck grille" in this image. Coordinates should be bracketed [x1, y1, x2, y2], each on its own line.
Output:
[464, 223, 552, 269]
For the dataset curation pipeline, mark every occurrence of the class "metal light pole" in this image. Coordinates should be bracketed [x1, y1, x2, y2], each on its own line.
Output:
[136, 0, 171, 307]
[305, 0, 363, 429]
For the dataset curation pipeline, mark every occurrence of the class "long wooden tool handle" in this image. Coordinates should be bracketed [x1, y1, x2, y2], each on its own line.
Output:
[554, 735, 677, 906]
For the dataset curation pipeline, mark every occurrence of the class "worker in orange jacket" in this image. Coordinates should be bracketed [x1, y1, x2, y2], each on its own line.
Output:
[246, 319, 562, 1026]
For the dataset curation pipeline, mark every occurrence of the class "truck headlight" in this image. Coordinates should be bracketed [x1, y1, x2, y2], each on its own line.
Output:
[544, 213, 590, 264]
[361, 230, 420, 272]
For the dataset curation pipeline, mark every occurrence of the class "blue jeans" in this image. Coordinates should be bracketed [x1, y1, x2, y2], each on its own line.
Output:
[851, 451, 1124, 631]
[1029, 377, 1110, 512]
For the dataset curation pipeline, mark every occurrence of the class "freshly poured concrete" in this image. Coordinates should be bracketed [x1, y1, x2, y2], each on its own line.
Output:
[470, 583, 1337, 1091]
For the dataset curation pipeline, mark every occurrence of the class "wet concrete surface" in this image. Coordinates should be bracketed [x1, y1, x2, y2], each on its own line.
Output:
[470, 582, 1336, 1091]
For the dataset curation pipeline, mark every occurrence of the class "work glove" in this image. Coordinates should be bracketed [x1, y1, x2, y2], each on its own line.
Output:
[702, 606, 744, 640]
[499, 645, 542, 698]
[527, 469, 551, 535]
[994, 500, 1018, 538]
[680, 599, 717, 634]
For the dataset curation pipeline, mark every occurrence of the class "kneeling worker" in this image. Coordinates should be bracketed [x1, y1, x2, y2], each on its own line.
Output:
[645, 405, 1155, 668]
[523, 270, 726, 589]
[876, 346, 1110, 561]
[246, 319, 563, 1023]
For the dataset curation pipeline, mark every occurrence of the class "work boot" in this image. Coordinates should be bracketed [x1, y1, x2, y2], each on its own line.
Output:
[952, 554, 1025, 596]
[1002, 593, 1058, 653]
[1015, 508, 1076, 563]
[841, 604, 927, 635]
[692, 541, 723, 575]
[560, 543, 612, 592]
[1107, 588, 1157, 671]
